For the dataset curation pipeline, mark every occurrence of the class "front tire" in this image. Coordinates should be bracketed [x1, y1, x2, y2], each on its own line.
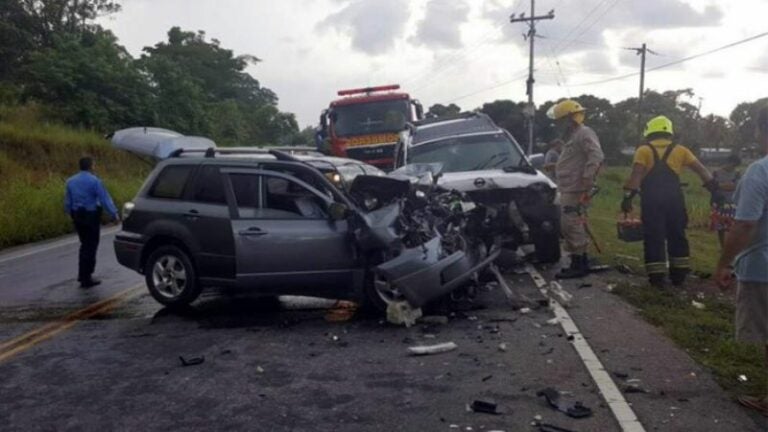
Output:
[145, 245, 202, 308]
[533, 224, 561, 264]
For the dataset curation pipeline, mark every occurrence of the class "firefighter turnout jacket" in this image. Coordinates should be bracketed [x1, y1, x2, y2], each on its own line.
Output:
[555, 124, 604, 193]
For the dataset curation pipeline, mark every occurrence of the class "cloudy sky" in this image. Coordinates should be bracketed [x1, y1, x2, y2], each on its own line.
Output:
[101, 0, 768, 128]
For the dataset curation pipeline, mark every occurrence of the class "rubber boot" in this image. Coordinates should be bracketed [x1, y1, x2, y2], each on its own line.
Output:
[670, 268, 688, 287]
[556, 254, 589, 279]
[649, 274, 666, 289]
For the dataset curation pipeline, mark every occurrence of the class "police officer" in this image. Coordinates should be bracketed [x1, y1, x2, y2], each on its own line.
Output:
[622, 116, 717, 288]
[548, 100, 605, 279]
[64, 157, 119, 287]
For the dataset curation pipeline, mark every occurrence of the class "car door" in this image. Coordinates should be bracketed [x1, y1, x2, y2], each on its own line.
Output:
[185, 164, 236, 282]
[222, 168, 358, 293]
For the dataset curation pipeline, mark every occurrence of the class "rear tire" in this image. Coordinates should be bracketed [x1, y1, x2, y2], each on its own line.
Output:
[144, 245, 202, 308]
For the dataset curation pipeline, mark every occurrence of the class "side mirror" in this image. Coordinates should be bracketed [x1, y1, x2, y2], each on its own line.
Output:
[328, 202, 349, 221]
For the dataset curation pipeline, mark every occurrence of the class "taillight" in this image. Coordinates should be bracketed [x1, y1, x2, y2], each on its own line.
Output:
[122, 202, 135, 220]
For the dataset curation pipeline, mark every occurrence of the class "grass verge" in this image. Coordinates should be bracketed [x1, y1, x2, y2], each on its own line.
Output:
[590, 166, 766, 398]
[0, 115, 149, 248]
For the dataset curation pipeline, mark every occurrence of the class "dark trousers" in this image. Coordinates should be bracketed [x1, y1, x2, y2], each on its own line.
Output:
[641, 197, 690, 281]
[72, 209, 101, 282]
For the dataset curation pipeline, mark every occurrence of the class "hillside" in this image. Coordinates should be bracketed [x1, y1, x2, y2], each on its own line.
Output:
[0, 112, 149, 248]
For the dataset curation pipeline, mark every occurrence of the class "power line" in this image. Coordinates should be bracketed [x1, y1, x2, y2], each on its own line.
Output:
[443, 71, 531, 104]
[568, 31, 768, 87]
[555, 0, 622, 55]
[550, 0, 610, 54]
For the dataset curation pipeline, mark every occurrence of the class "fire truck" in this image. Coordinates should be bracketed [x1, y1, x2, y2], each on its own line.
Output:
[318, 84, 423, 170]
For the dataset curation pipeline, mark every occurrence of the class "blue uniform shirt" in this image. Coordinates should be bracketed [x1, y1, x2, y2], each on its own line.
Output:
[732, 156, 768, 283]
[64, 171, 118, 219]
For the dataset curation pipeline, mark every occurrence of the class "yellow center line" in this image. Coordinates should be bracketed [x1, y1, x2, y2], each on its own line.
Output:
[0, 284, 144, 363]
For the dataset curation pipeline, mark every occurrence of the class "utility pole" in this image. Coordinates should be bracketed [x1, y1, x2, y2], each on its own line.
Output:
[510, 1, 554, 155]
[625, 43, 657, 136]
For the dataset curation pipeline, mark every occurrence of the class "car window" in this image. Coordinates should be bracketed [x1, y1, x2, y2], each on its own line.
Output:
[228, 173, 328, 220]
[191, 165, 227, 205]
[148, 165, 194, 200]
[264, 176, 328, 219]
[230, 174, 260, 216]
[408, 133, 524, 173]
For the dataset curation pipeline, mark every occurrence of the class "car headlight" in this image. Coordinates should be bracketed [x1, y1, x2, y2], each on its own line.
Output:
[528, 182, 556, 204]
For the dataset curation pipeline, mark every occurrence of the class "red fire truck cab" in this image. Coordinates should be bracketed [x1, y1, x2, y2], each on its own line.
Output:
[318, 84, 423, 170]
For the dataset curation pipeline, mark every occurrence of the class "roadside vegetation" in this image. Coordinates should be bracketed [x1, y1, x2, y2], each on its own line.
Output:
[589, 166, 767, 398]
[0, 106, 148, 248]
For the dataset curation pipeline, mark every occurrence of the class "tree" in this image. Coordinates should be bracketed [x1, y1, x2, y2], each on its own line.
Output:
[427, 103, 461, 118]
[140, 27, 296, 145]
[730, 97, 768, 149]
[22, 29, 152, 130]
[479, 100, 527, 141]
[17, 0, 121, 46]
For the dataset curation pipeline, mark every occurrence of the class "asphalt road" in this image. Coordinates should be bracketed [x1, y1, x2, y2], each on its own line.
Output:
[0, 230, 764, 432]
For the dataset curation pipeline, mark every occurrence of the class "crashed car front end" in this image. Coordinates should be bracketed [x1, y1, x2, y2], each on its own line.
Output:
[347, 170, 498, 309]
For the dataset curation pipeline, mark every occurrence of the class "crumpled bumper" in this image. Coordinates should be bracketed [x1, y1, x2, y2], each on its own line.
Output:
[375, 238, 500, 307]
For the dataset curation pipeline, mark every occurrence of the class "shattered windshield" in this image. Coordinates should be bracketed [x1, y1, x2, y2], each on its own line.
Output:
[408, 133, 525, 173]
[333, 99, 410, 137]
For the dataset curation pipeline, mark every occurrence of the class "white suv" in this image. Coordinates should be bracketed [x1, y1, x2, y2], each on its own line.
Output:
[393, 112, 561, 263]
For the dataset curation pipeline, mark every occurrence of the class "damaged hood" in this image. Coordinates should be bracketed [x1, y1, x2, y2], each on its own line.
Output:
[109, 127, 216, 160]
[437, 169, 555, 192]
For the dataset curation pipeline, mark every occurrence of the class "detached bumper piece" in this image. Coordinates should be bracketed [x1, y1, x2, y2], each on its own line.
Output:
[376, 238, 499, 308]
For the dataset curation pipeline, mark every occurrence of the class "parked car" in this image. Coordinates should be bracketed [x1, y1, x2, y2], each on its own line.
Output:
[393, 112, 561, 263]
[110, 128, 492, 311]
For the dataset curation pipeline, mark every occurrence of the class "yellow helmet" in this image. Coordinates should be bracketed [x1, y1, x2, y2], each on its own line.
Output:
[644, 115, 674, 137]
[548, 99, 585, 120]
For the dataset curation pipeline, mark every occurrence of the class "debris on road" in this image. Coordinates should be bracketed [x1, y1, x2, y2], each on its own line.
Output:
[481, 374, 493, 382]
[604, 283, 616, 293]
[407, 342, 458, 356]
[691, 300, 706, 310]
[519, 307, 532, 315]
[179, 355, 204, 367]
[324, 300, 358, 322]
[256, 366, 265, 374]
[469, 399, 501, 415]
[498, 343, 508, 352]
[420, 315, 449, 325]
[546, 281, 573, 307]
[578, 283, 592, 289]
[489, 264, 534, 310]
[536, 387, 593, 419]
[386, 302, 422, 327]
[537, 423, 577, 432]
[546, 318, 560, 326]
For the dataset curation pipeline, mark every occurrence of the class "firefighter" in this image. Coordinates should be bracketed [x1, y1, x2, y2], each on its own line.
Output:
[621, 116, 718, 288]
[548, 100, 605, 279]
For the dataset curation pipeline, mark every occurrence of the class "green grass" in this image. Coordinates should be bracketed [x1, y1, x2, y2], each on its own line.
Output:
[590, 167, 767, 397]
[0, 114, 149, 248]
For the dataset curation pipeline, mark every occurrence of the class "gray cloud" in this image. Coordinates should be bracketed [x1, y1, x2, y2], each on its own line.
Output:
[483, 0, 722, 55]
[579, 50, 617, 75]
[317, 0, 410, 55]
[411, 0, 470, 49]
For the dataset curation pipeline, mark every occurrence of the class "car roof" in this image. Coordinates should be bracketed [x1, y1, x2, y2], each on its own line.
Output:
[409, 113, 502, 145]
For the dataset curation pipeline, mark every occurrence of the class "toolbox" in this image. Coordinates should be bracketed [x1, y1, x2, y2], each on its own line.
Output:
[617, 214, 644, 242]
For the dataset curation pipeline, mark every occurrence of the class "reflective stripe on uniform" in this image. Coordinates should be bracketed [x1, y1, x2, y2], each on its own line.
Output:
[669, 256, 690, 269]
[645, 262, 667, 275]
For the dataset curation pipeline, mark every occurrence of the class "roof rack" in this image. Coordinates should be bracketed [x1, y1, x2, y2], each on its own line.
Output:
[413, 111, 480, 127]
[171, 146, 322, 158]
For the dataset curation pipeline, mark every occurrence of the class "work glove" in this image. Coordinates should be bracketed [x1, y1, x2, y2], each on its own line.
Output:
[621, 196, 633, 214]
[621, 189, 637, 214]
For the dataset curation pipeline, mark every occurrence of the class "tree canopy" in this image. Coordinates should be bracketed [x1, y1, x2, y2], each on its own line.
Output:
[0, 0, 300, 146]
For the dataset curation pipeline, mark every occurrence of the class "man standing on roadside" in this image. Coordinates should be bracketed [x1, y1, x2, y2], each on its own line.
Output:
[64, 157, 119, 288]
[548, 100, 604, 279]
[715, 105, 768, 417]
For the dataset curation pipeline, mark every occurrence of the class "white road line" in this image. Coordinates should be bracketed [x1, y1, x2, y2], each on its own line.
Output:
[525, 264, 647, 432]
[0, 226, 121, 265]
